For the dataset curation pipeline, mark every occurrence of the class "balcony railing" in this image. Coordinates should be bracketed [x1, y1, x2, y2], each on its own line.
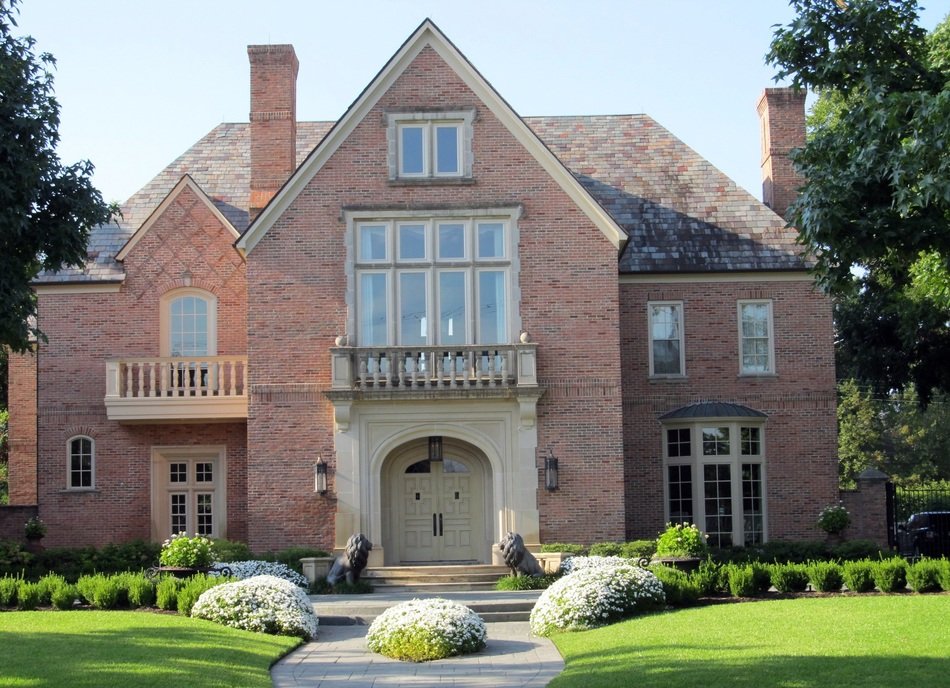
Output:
[330, 344, 537, 391]
[104, 356, 248, 422]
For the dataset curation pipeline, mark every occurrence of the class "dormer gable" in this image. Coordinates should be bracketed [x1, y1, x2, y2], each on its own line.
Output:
[236, 19, 626, 255]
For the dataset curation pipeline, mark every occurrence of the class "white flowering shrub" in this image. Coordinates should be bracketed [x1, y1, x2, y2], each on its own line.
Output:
[560, 555, 630, 575]
[212, 560, 308, 588]
[191, 574, 318, 640]
[367, 598, 487, 662]
[530, 561, 665, 637]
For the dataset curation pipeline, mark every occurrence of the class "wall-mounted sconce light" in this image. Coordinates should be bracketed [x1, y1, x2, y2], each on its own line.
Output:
[544, 449, 559, 491]
[429, 436, 443, 462]
[314, 456, 328, 495]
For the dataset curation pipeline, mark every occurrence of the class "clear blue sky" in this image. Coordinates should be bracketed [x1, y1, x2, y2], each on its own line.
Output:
[15, 0, 950, 205]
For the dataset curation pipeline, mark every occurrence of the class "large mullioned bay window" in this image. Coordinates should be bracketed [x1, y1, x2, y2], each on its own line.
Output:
[661, 407, 767, 548]
[350, 210, 518, 348]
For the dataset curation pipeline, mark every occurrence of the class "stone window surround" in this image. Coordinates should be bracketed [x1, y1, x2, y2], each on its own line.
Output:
[386, 109, 475, 180]
[149, 445, 228, 541]
[159, 287, 218, 358]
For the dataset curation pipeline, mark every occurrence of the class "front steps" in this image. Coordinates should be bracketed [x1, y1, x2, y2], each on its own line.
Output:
[312, 565, 540, 625]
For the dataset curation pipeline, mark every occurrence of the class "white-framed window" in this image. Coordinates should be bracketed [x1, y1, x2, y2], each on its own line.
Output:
[387, 111, 474, 180]
[738, 300, 774, 375]
[159, 288, 218, 357]
[663, 421, 766, 547]
[67, 436, 94, 490]
[151, 446, 227, 541]
[649, 302, 685, 376]
[350, 212, 518, 346]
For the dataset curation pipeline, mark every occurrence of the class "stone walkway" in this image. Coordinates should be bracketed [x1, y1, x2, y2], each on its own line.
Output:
[271, 621, 563, 687]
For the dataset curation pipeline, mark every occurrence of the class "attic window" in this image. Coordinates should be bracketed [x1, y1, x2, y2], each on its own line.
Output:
[388, 110, 474, 180]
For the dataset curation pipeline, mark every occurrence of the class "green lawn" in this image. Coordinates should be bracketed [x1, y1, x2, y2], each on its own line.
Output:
[0, 611, 301, 687]
[549, 596, 950, 688]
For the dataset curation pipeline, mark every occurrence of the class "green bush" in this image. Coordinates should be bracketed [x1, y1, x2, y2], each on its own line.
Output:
[160, 534, 215, 568]
[655, 523, 709, 558]
[939, 559, 950, 592]
[0, 575, 19, 606]
[210, 539, 253, 562]
[768, 563, 810, 593]
[807, 561, 843, 592]
[176, 574, 223, 616]
[621, 540, 656, 560]
[51, 583, 78, 610]
[540, 543, 586, 555]
[873, 558, 907, 593]
[126, 574, 156, 607]
[649, 565, 700, 606]
[94, 540, 161, 574]
[817, 504, 850, 535]
[692, 559, 724, 595]
[16, 581, 41, 610]
[725, 564, 757, 597]
[257, 547, 330, 574]
[0, 540, 32, 575]
[495, 574, 558, 591]
[750, 562, 771, 593]
[842, 560, 876, 592]
[829, 540, 885, 561]
[906, 559, 943, 593]
[749, 540, 829, 564]
[588, 542, 623, 557]
[79, 574, 120, 610]
[36, 573, 66, 605]
[156, 576, 184, 611]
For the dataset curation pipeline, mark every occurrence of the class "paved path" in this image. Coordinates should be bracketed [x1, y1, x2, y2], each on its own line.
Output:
[271, 621, 563, 687]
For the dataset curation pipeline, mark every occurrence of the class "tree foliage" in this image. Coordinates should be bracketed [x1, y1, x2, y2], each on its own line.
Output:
[0, 0, 114, 352]
[768, 0, 950, 404]
[837, 378, 950, 487]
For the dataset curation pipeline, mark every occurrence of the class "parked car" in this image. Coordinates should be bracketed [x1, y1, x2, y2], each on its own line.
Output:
[897, 511, 950, 558]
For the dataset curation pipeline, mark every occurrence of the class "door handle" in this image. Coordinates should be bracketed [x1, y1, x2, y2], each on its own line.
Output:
[432, 513, 437, 537]
[439, 513, 443, 536]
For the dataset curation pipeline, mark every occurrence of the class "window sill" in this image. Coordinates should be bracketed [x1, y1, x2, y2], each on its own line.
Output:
[738, 372, 778, 379]
[61, 488, 99, 494]
[388, 177, 476, 187]
[649, 375, 688, 383]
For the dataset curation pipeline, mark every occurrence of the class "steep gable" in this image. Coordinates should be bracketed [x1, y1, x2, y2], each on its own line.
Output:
[237, 19, 626, 254]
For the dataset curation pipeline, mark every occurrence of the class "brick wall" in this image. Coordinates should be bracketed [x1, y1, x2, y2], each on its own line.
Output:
[31, 185, 249, 548]
[7, 349, 38, 505]
[620, 278, 838, 541]
[246, 45, 626, 550]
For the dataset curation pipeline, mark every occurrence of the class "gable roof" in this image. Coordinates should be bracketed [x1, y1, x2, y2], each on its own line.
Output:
[115, 175, 239, 261]
[236, 19, 627, 254]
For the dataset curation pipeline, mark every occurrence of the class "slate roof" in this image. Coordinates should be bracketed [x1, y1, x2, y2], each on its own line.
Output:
[37, 115, 806, 283]
[659, 401, 768, 420]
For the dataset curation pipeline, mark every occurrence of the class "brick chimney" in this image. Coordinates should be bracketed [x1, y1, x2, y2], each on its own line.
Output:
[756, 87, 806, 221]
[248, 44, 299, 222]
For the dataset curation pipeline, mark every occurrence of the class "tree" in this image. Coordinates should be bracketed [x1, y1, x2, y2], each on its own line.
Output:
[767, 0, 950, 404]
[0, 0, 114, 352]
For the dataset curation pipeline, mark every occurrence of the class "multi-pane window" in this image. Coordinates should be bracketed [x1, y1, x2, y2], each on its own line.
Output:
[389, 111, 474, 180]
[68, 436, 94, 489]
[738, 300, 773, 374]
[663, 421, 766, 546]
[163, 459, 219, 538]
[354, 217, 512, 346]
[649, 302, 684, 376]
[170, 295, 209, 357]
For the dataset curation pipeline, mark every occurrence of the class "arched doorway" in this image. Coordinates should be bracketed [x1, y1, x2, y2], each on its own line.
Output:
[383, 438, 491, 564]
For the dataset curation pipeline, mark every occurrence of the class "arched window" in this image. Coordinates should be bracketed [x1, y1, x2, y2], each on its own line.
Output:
[159, 289, 217, 357]
[67, 436, 95, 489]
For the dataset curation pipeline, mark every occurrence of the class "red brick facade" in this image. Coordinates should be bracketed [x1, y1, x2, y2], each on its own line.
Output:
[4, 24, 839, 555]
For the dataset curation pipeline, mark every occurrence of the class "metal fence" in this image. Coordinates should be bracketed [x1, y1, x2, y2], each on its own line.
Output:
[888, 483, 950, 555]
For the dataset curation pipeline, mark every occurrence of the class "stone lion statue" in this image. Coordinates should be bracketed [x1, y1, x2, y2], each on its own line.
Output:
[326, 533, 373, 586]
[499, 531, 544, 577]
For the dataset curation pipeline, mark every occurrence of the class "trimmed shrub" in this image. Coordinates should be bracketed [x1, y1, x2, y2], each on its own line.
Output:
[495, 574, 557, 591]
[621, 540, 656, 560]
[540, 543, 586, 556]
[830, 540, 885, 561]
[649, 565, 700, 607]
[191, 574, 318, 639]
[156, 576, 185, 611]
[752, 540, 829, 564]
[257, 547, 330, 575]
[588, 541, 623, 557]
[530, 560, 665, 636]
[842, 560, 876, 593]
[176, 574, 224, 616]
[16, 581, 41, 610]
[0, 576, 19, 607]
[906, 559, 942, 593]
[873, 558, 907, 593]
[126, 574, 156, 607]
[768, 563, 810, 593]
[367, 598, 487, 662]
[939, 559, 950, 592]
[750, 562, 771, 593]
[725, 564, 757, 597]
[213, 560, 307, 588]
[36, 574, 66, 605]
[51, 583, 79, 610]
[88, 576, 121, 609]
[692, 559, 725, 595]
[210, 539, 253, 563]
[807, 561, 843, 592]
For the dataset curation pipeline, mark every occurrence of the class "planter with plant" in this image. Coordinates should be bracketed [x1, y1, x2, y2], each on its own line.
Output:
[652, 523, 709, 571]
[817, 504, 850, 538]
